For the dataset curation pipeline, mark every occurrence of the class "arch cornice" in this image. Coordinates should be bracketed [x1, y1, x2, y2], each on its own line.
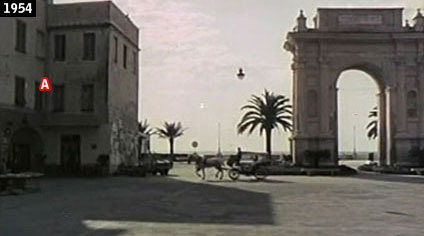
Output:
[326, 59, 388, 91]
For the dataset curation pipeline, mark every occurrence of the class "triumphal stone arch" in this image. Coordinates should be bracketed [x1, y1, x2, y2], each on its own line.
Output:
[284, 8, 424, 166]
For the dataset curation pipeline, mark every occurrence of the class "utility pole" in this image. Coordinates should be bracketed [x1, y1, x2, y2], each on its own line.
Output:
[353, 125, 357, 159]
[353, 113, 358, 159]
[217, 122, 222, 156]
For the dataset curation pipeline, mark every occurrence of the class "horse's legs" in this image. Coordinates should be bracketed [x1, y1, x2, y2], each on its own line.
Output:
[219, 166, 224, 180]
[195, 166, 205, 179]
[195, 168, 202, 178]
[215, 165, 224, 180]
[202, 168, 206, 180]
[220, 167, 224, 180]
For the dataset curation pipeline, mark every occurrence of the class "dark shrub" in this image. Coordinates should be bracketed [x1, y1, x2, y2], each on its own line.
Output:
[358, 163, 377, 172]
[44, 164, 60, 176]
[408, 147, 424, 167]
[338, 165, 358, 175]
[97, 155, 110, 167]
[283, 154, 292, 162]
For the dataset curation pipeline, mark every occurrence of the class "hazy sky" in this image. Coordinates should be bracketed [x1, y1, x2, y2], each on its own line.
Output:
[57, 0, 423, 154]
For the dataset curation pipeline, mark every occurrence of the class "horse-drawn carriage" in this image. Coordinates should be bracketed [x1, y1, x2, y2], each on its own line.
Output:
[226, 153, 271, 181]
[227, 159, 269, 181]
[188, 152, 271, 181]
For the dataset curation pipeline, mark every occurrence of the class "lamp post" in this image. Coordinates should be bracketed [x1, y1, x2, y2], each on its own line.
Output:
[353, 113, 358, 159]
[217, 122, 222, 157]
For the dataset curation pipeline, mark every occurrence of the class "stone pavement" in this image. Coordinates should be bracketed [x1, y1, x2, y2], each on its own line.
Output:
[1, 162, 424, 236]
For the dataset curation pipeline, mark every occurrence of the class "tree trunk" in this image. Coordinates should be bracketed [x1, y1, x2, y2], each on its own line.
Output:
[169, 138, 174, 162]
[265, 129, 272, 158]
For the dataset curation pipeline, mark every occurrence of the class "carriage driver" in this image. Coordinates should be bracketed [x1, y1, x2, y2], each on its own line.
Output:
[226, 147, 242, 167]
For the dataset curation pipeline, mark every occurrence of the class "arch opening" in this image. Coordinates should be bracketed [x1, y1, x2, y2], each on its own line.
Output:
[9, 127, 44, 172]
[336, 69, 382, 163]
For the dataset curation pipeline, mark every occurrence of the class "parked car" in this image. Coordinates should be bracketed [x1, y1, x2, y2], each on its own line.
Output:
[151, 154, 173, 176]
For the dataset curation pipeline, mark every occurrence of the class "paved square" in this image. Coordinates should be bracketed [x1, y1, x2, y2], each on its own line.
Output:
[1, 162, 424, 236]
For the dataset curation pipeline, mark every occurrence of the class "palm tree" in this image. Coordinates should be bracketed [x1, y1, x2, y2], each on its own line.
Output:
[138, 120, 153, 157]
[138, 119, 153, 136]
[366, 106, 378, 139]
[237, 89, 292, 156]
[156, 122, 186, 160]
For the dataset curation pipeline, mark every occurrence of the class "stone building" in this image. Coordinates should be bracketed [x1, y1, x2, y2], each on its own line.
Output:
[0, 0, 139, 174]
[284, 8, 424, 166]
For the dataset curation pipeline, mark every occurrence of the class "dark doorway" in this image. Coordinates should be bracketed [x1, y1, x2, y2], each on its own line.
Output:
[10, 127, 44, 173]
[13, 144, 31, 172]
[61, 135, 81, 175]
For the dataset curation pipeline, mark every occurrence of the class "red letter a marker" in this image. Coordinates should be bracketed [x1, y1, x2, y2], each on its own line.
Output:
[39, 77, 51, 91]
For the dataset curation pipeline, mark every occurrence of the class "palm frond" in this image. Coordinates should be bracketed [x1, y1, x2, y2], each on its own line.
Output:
[138, 119, 153, 135]
[237, 89, 292, 135]
[155, 121, 186, 139]
[366, 107, 378, 139]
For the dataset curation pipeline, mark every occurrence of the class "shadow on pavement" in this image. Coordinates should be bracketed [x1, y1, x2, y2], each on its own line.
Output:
[0, 177, 274, 236]
[235, 179, 293, 184]
[205, 178, 292, 184]
[87, 177, 274, 225]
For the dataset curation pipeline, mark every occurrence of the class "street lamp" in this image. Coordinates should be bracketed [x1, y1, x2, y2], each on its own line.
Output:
[237, 68, 245, 80]
[217, 122, 222, 157]
[353, 113, 358, 159]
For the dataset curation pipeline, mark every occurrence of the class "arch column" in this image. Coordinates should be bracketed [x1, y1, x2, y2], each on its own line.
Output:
[376, 91, 387, 165]
[290, 59, 338, 166]
[380, 88, 391, 165]
[290, 59, 308, 164]
[319, 60, 331, 135]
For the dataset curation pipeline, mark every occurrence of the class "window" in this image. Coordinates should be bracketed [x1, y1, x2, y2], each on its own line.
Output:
[307, 90, 318, 118]
[36, 30, 45, 58]
[35, 82, 42, 110]
[53, 85, 65, 112]
[54, 34, 66, 61]
[34, 82, 48, 111]
[15, 20, 26, 53]
[81, 84, 94, 112]
[407, 90, 418, 118]
[132, 51, 137, 74]
[83, 33, 96, 60]
[123, 45, 127, 68]
[15, 76, 26, 107]
[113, 36, 118, 63]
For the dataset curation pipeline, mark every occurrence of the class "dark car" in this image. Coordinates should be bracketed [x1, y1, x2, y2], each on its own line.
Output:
[150, 154, 173, 176]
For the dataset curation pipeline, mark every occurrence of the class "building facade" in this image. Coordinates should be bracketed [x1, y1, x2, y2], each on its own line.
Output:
[0, 0, 139, 174]
[284, 8, 424, 166]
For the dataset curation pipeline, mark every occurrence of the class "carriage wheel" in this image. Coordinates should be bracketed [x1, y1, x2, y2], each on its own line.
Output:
[228, 169, 240, 181]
